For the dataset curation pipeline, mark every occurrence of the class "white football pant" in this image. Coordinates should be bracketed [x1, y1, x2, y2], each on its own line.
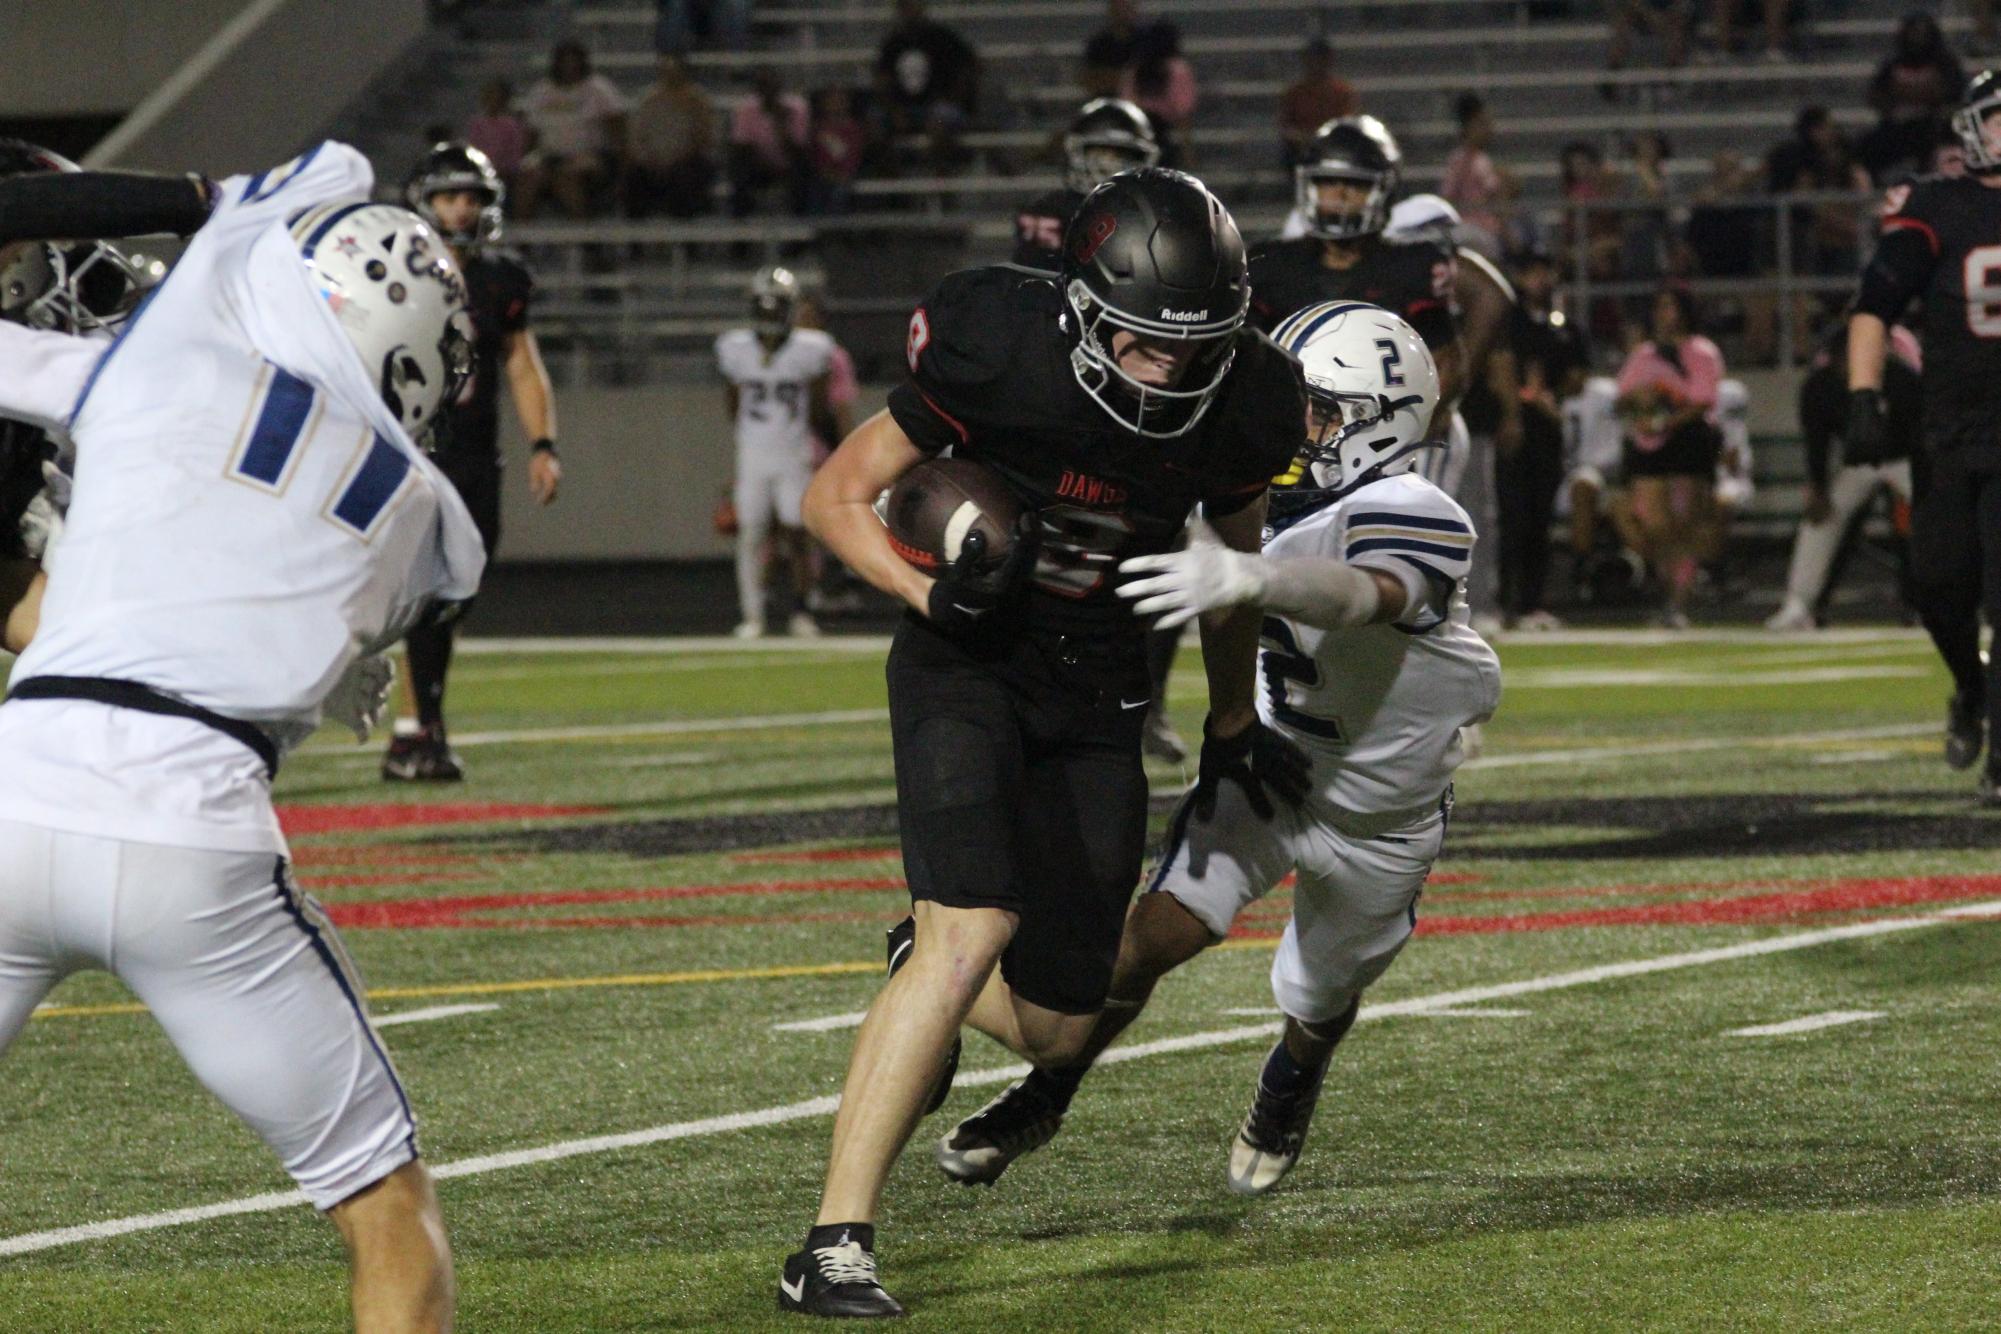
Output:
[734, 452, 814, 626]
[1779, 461, 1913, 613]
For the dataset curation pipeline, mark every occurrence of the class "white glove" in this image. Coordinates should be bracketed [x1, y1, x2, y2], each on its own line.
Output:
[1116, 518, 1269, 629]
[16, 491, 62, 561]
[39, 456, 72, 515]
[324, 653, 395, 743]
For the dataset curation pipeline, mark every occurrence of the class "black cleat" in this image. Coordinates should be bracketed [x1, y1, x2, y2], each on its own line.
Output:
[886, 916, 957, 1115]
[1226, 1045, 1329, 1196]
[1946, 694, 1985, 772]
[935, 1078, 1065, 1185]
[381, 725, 465, 783]
[779, 1227, 905, 1319]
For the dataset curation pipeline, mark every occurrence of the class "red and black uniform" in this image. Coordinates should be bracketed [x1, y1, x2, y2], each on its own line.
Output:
[1857, 174, 2001, 766]
[1246, 234, 1457, 351]
[884, 264, 1300, 1011]
[1011, 186, 1084, 271]
[430, 247, 534, 554]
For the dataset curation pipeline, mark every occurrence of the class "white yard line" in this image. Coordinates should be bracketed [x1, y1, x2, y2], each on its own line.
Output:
[373, 1004, 501, 1029]
[772, 1011, 869, 1033]
[1224, 1005, 1527, 1019]
[1725, 1010, 1886, 1038]
[1499, 666, 1927, 689]
[3, 904, 1989, 1259]
[298, 709, 891, 755]
[1462, 722, 1932, 772]
[458, 636, 893, 656]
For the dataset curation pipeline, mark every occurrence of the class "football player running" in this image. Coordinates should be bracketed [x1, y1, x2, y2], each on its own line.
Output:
[718, 264, 844, 637]
[1849, 71, 2001, 802]
[781, 168, 1304, 1317]
[0, 143, 479, 1331]
[934, 303, 1499, 1198]
[383, 142, 559, 781]
[1011, 97, 1160, 272]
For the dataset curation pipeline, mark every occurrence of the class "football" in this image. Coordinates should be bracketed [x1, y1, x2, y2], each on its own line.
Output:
[881, 456, 1024, 574]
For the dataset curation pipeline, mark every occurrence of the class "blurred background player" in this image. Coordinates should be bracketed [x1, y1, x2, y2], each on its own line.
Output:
[1848, 71, 2001, 800]
[1493, 245, 1587, 630]
[1012, 97, 1159, 271]
[385, 142, 560, 782]
[718, 264, 842, 638]
[934, 304, 1497, 1196]
[1768, 323, 1921, 631]
[796, 292, 866, 618]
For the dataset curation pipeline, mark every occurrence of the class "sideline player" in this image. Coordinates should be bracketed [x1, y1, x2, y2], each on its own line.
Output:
[718, 265, 841, 638]
[780, 168, 1305, 1317]
[384, 142, 559, 781]
[1012, 97, 1160, 271]
[932, 303, 1498, 1196]
[0, 143, 477, 1329]
[1848, 71, 2001, 800]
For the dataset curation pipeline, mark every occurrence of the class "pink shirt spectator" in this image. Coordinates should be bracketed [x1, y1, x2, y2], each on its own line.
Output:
[811, 342, 860, 459]
[732, 94, 810, 171]
[523, 74, 626, 159]
[1440, 145, 1504, 239]
[1120, 59, 1198, 128]
[1617, 336, 1723, 451]
[464, 112, 530, 179]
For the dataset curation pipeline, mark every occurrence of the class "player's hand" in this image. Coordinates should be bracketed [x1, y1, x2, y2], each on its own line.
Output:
[925, 511, 1042, 635]
[1191, 715, 1311, 822]
[16, 492, 61, 562]
[529, 448, 561, 505]
[324, 653, 395, 743]
[1843, 389, 1889, 465]
[1116, 518, 1268, 629]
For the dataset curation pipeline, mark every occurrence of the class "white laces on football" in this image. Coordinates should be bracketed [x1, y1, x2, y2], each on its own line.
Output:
[813, 1240, 881, 1287]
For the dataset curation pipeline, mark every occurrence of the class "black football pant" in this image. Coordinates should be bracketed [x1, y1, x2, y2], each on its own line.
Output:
[1496, 431, 1565, 617]
[887, 614, 1151, 1015]
[408, 452, 502, 731]
[1907, 451, 2001, 769]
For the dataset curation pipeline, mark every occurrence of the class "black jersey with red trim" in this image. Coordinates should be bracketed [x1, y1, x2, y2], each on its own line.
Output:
[1858, 175, 2001, 458]
[1012, 186, 1084, 271]
[436, 247, 534, 462]
[1247, 235, 1457, 353]
[887, 265, 1303, 638]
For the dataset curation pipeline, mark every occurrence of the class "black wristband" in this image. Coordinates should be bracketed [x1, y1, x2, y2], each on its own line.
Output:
[530, 438, 558, 457]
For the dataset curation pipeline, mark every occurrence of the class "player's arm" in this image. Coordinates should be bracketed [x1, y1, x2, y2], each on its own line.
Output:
[0, 559, 44, 653]
[1118, 516, 1407, 633]
[0, 169, 213, 243]
[503, 328, 560, 505]
[1195, 497, 1270, 736]
[802, 409, 934, 614]
[1849, 213, 1937, 392]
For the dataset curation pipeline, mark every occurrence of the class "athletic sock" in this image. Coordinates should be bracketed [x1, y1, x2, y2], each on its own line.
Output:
[1259, 1039, 1327, 1098]
[1025, 1062, 1088, 1111]
[805, 1221, 874, 1253]
[405, 619, 457, 730]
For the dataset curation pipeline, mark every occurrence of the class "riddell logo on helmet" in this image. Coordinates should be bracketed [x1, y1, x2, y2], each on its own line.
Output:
[1159, 309, 1210, 321]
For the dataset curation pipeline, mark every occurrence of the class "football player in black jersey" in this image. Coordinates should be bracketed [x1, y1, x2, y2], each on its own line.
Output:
[1849, 72, 2001, 803]
[1011, 97, 1159, 271]
[383, 143, 561, 781]
[780, 169, 1306, 1318]
[1250, 117, 1463, 420]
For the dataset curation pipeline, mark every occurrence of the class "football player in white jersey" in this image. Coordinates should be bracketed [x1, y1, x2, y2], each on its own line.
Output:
[716, 265, 842, 637]
[0, 143, 479, 1331]
[932, 303, 1500, 1197]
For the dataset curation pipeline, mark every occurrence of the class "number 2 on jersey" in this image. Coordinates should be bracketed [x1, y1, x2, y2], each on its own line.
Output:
[227, 365, 411, 538]
[1260, 616, 1346, 741]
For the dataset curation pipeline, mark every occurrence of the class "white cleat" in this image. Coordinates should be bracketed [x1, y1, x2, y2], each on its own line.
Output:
[787, 611, 821, 638]
[731, 619, 764, 640]
[1763, 600, 1816, 632]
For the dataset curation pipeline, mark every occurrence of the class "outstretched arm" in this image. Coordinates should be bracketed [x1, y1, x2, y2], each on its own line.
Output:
[0, 169, 213, 243]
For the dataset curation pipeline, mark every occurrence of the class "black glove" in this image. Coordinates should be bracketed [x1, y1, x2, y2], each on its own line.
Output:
[925, 510, 1042, 636]
[1843, 388, 1889, 466]
[1191, 715, 1311, 822]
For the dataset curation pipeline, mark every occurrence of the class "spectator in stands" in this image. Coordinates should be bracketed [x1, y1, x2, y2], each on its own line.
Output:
[1861, 12, 1965, 181]
[1559, 140, 1629, 342]
[1120, 23, 1198, 167]
[1278, 38, 1359, 168]
[1620, 130, 1672, 293]
[516, 40, 627, 219]
[806, 86, 867, 215]
[728, 66, 810, 216]
[873, 0, 978, 173]
[1685, 149, 1775, 359]
[1607, 0, 1692, 89]
[653, 0, 751, 55]
[1495, 247, 1589, 630]
[626, 55, 718, 219]
[1440, 93, 1514, 248]
[1767, 105, 1870, 335]
[1709, 0, 1794, 61]
[1083, 0, 1177, 99]
[1614, 283, 1726, 628]
[464, 79, 530, 192]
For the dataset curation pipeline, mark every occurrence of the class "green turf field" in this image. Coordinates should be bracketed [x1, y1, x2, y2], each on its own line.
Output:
[4, 628, 2000, 1331]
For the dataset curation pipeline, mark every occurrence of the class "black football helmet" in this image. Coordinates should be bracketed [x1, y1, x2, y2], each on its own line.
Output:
[404, 142, 506, 249]
[1060, 167, 1249, 438]
[1063, 98, 1161, 195]
[750, 264, 800, 338]
[0, 139, 149, 335]
[1953, 70, 2001, 174]
[1295, 115, 1402, 241]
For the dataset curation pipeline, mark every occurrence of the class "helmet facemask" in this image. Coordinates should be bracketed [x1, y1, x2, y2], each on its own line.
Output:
[1295, 164, 1395, 242]
[1, 239, 149, 334]
[1064, 135, 1160, 194]
[1953, 89, 2001, 173]
[1064, 277, 1240, 439]
[1300, 381, 1429, 491]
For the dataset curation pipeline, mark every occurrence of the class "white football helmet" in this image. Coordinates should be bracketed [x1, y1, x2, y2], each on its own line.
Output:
[1271, 301, 1438, 492]
[286, 202, 472, 440]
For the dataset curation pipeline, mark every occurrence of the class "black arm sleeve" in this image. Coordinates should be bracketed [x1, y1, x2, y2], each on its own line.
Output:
[1853, 226, 1937, 323]
[0, 170, 213, 244]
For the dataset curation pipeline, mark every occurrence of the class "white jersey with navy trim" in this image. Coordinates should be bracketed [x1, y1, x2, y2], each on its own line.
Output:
[716, 328, 834, 464]
[1257, 472, 1501, 815]
[0, 142, 485, 851]
[1715, 377, 1753, 505]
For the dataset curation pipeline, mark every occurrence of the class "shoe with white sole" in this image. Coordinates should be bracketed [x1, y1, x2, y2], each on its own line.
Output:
[778, 1226, 904, 1319]
[1226, 1045, 1328, 1197]
[936, 1078, 1065, 1185]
